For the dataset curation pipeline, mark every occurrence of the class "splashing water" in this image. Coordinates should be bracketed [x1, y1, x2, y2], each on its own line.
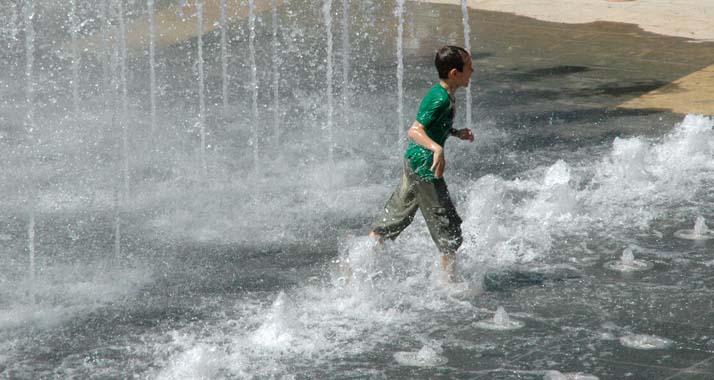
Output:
[621, 248, 634, 265]
[604, 248, 653, 272]
[619, 334, 673, 350]
[333, 236, 380, 290]
[3, 0, 714, 378]
[155, 344, 224, 380]
[493, 306, 510, 325]
[394, 343, 448, 367]
[693, 215, 708, 236]
[544, 371, 600, 380]
[674, 215, 714, 240]
[474, 306, 524, 330]
[251, 292, 295, 348]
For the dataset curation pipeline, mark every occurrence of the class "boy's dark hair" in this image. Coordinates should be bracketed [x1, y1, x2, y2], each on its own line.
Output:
[435, 45, 469, 79]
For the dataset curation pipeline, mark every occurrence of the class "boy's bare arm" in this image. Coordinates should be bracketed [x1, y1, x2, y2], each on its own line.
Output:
[407, 121, 446, 178]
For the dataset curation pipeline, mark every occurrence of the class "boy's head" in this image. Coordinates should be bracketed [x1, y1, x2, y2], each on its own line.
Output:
[435, 46, 473, 86]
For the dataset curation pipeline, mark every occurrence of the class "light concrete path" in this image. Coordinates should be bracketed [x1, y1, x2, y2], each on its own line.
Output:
[418, 0, 714, 116]
[423, 0, 714, 41]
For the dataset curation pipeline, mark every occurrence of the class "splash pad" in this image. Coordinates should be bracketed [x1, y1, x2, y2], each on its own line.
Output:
[2, 0, 714, 378]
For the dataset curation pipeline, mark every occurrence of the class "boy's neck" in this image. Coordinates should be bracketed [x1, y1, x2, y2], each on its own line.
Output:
[439, 79, 458, 97]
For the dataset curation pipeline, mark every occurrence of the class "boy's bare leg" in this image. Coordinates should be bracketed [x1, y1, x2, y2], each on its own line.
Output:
[440, 253, 457, 283]
[337, 231, 383, 284]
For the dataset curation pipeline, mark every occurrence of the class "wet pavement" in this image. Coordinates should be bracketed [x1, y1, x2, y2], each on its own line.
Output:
[415, 5, 714, 379]
[2, 2, 714, 379]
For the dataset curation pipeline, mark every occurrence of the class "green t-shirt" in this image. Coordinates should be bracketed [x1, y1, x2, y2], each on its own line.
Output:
[404, 84, 455, 182]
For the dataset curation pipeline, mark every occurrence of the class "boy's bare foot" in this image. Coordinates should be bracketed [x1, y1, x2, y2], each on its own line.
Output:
[440, 254, 457, 283]
[368, 230, 384, 244]
[336, 259, 352, 284]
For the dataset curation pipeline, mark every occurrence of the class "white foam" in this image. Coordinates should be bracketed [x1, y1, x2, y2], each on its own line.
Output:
[456, 115, 714, 271]
[460, 174, 553, 265]
[523, 160, 578, 221]
[619, 334, 673, 350]
[544, 370, 599, 380]
[586, 115, 714, 228]
[151, 233, 469, 377]
[111, 113, 714, 378]
[333, 236, 380, 288]
[250, 292, 296, 349]
[394, 344, 448, 367]
[155, 344, 225, 380]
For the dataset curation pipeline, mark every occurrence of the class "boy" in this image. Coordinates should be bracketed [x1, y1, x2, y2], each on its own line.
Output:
[369, 45, 474, 282]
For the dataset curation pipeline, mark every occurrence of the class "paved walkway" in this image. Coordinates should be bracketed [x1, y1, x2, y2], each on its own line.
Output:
[420, 0, 714, 117]
[428, 0, 714, 41]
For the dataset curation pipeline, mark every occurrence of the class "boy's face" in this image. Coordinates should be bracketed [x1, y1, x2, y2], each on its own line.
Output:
[451, 54, 474, 88]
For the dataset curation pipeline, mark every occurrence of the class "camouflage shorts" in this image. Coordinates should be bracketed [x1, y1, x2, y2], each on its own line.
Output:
[372, 160, 463, 254]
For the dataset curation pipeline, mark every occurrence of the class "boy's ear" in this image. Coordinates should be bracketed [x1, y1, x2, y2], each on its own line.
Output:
[448, 68, 458, 79]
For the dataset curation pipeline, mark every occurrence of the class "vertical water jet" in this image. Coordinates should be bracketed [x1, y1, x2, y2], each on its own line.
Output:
[674, 215, 714, 240]
[460, 0, 472, 128]
[271, 0, 281, 145]
[340, 0, 350, 126]
[23, 0, 36, 305]
[23, 0, 35, 132]
[249, 0, 260, 170]
[70, 0, 80, 113]
[148, 0, 157, 133]
[117, 0, 130, 194]
[220, 0, 229, 113]
[323, 0, 334, 165]
[101, 0, 111, 96]
[395, 0, 405, 148]
[197, 0, 207, 174]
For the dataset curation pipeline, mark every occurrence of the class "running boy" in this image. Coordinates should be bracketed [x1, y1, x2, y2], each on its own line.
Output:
[370, 45, 474, 282]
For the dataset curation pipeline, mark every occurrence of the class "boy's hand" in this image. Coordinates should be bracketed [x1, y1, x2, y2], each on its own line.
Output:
[455, 128, 474, 142]
[430, 146, 445, 179]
